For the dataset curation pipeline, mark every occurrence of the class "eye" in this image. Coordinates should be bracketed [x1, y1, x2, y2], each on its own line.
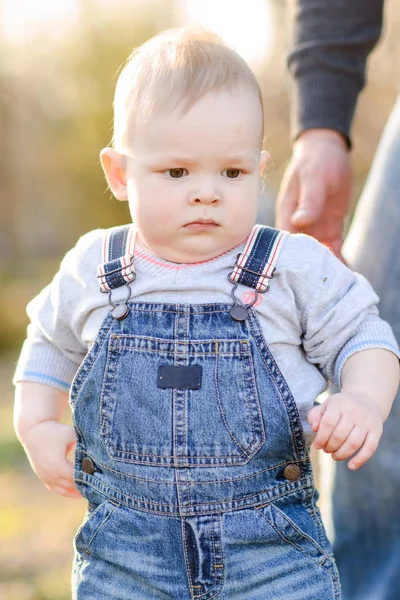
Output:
[223, 168, 241, 179]
[167, 168, 187, 178]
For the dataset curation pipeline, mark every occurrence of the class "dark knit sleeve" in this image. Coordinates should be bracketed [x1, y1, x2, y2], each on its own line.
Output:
[288, 0, 384, 146]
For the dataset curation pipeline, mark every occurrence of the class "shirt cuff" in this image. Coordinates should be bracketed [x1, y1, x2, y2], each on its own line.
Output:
[13, 338, 79, 392]
[290, 71, 361, 149]
[335, 321, 400, 387]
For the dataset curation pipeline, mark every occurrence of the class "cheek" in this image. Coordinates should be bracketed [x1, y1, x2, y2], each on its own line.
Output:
[127, 180, 166, 221]
[228, 183, 258, 217]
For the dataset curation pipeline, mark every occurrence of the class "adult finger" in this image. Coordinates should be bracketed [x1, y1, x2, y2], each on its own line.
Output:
[276, 166, 300, 231]
[291, 175, 327, 228]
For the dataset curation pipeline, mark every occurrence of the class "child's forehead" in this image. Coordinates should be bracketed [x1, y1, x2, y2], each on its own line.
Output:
[124, 87, 263, 152]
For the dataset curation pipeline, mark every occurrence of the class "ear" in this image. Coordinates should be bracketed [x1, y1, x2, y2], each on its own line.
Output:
[100, 147, 128, 201]
[259, 150, 270, 174]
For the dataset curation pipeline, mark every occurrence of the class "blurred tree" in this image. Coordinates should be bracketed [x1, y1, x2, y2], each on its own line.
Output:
[1, 0, 178, 265]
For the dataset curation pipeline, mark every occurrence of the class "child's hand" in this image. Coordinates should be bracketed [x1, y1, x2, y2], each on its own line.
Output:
[20, 420, 82, 498]
[308, 392, 384, 470]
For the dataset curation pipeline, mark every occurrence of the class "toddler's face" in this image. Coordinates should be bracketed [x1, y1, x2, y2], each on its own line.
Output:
[117, 87, 266, 263]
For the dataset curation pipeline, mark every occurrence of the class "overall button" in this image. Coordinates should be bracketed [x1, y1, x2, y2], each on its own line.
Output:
[82, 457, 96, 475]
[283, 463, 301, 481]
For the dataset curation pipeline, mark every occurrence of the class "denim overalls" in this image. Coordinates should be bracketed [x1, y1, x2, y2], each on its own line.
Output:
[71, 225, 341, 599]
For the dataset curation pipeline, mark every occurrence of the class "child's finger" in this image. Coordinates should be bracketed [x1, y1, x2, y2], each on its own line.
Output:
[331, 426, 366, 461]
[64, 426, 77, 456]
[47, 473, 81, 497]
[60, 476, 79, 490]
[322, 417, 354, 453]
[39, 461, 75, 488]
[307, 403, 326, 431]
[347, 431, 382, 470]
[313, 405, 341, 449]
[51, 485, 82, 499]
[54, 458, 76, 483]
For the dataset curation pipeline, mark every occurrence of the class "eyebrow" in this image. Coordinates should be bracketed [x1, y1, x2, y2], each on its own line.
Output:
[151, 155, 258, 167]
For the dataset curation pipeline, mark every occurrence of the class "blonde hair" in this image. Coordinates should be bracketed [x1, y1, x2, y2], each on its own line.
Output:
[112, 26, 264, 151]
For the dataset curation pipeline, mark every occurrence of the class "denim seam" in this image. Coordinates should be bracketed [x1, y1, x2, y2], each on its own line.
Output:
[76, 501, 119, 560]
[184, 309, 189, 457]
[117, 347, 250, 357]
[242, 341, 265, 453]
[124, 306, 240, 314]
[70, 314, 113, 402]
[181, 517, 195, 597]
[78, 452, 304, 485]
[211, 515, 225, 599]
[186, 470, 192, 513]
[114, 334, 252, 344]
[100, 339, 120, 447]
[248, 311, 308, 462]
[191, 519, 217, 599]
[184, 480, 310, 509]
[240, 344, 257, 448]
[184, 393, 188, 474]
[306, 495, 330, 552]
[214, 514, 224, 571]
[97, 448, 255, 461]
[269, 502, 328, 556]
[254, 505, 337, 578]
[191, 517, 224, 600]
[174, 388, 178, 464]
[214, 350, 247, 456]
[174, 310, 179, 463]
[259, 510, 330, 574]
[76, 475, 311, 515]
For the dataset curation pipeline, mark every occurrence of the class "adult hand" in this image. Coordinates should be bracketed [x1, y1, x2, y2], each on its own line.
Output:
[276, 128, 352, 259]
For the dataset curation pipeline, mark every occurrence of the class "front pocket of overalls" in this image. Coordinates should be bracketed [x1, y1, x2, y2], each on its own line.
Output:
[74, 499, 119, 558]
[254, 500, 337, 577]
[100, 335, 265, 466]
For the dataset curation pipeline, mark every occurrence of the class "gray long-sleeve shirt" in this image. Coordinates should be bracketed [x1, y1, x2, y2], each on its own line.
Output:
[14, 227, 399, 439]
[288, 0, 385, 144]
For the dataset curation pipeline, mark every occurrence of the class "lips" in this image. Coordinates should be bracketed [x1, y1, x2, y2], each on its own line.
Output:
[184, 218, 219, 227]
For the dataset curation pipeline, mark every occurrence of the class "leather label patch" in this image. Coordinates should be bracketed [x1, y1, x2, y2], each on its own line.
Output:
[157, 365, 202, 390]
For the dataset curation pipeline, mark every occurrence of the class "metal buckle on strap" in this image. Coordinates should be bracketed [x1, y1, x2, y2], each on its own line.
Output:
[228, 254, 273, 322]
[232, 253, 273, 290]
[97, 254, 135, 320]
[96, 254, 135, 286]
[234, 253, 272, 283]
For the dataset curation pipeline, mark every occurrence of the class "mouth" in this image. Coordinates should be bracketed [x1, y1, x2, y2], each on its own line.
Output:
[184, 218, 219, 229]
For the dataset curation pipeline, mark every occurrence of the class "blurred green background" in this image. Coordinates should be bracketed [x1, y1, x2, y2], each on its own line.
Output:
[1, 0, 399, 597]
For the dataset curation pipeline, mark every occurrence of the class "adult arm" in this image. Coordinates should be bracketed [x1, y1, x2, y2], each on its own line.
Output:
[276, 0, 384, 257]
[289, 0, 384, 144]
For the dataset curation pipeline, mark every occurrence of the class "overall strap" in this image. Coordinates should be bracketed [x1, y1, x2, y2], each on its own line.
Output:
[97, 225, 136, 292]
[230, 225, 288, 292]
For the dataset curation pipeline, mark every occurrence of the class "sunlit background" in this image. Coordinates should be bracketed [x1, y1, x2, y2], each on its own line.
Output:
[1, 1, 400, 598]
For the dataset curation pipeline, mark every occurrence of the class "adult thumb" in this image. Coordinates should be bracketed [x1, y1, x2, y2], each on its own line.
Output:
[291, 179, 326, 227]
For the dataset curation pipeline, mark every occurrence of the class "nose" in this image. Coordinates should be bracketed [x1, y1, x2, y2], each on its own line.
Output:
[189, 178, 221, 205]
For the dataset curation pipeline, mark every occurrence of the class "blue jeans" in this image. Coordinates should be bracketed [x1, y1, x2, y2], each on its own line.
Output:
[70, 302, 340, 599]
[334, 95, 400, 600]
